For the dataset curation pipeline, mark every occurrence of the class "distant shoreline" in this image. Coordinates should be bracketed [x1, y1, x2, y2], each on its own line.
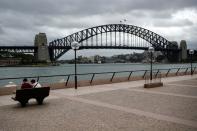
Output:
[0, 62, 196, 67]
[0, 63, 59, 67]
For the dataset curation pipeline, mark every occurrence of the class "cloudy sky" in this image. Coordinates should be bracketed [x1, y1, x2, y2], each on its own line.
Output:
[0, 0, 197, 59]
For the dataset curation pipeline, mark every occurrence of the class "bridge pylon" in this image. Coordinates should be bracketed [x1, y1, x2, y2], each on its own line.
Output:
[34, 33, 51, 62]
[165, 41, 179, 62]
[179, 40, 187, 62]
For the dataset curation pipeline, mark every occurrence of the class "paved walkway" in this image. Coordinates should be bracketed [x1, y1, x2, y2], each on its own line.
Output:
[0, 75, 197, 131]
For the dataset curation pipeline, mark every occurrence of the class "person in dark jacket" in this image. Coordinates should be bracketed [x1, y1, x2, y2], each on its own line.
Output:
[21, 78, 32, 89]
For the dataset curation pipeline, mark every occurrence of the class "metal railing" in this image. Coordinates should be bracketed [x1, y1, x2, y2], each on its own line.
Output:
[0, 66, 196, 87]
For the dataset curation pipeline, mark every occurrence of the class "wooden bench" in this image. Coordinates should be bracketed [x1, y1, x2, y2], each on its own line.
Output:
[12, 87, 50, 107]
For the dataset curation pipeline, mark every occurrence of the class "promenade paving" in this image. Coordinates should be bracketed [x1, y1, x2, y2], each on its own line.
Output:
[0, 74, 197, 131]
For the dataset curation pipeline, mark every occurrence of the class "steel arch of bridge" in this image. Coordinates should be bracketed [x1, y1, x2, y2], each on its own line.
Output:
[49, 24, 175, 61]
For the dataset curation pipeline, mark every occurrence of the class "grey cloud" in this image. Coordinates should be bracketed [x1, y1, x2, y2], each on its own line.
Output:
[0, 0, 197, 16]
[0, 14, 34, 30]
[184, 25, 197, 41]
[187, 41, 197, 49]
[150, 10, 173, 19]
[0, 26, 4, 34]
[0, 0, 197, 51]
[153, 19, 194, 27]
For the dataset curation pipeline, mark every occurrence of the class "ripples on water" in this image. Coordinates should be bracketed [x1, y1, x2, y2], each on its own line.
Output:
[0, 63, 196, 87]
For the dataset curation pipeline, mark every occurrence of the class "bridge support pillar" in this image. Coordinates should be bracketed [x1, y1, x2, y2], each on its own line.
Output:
[34, 33, 51, 62]
[48, 47, 55, 62]
[167, 41, 179, 62]
[179, 40, 187, 62]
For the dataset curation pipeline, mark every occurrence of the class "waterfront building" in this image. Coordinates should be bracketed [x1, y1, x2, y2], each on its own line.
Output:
[0, 58, 21, 66]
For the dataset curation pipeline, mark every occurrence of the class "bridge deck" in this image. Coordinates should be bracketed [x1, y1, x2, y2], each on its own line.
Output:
[0, 74, 197, 131]
[0, 46, 36, 49]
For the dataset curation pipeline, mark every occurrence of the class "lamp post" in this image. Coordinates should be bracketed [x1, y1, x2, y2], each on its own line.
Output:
[189, 49, 194, 75]
[71, 41, 80, 89]
[148, 46, 155, 81]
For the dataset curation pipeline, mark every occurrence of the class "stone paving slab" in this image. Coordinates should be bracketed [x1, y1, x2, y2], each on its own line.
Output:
[168, 79, 197, 85]
[162, 75, 197, 83]
[0, 74, 197, 131]
[127, 88, 197, 99]
[79, 89, 197, 121]
[131, 84, 197, 97]
[0, 98, 196, 131]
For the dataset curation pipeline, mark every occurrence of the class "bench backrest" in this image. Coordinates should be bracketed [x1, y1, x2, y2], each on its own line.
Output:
[15, 87, 50, 100]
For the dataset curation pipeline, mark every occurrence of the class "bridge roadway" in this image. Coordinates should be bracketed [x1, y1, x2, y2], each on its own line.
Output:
[0, 45, 180, 51]
[0, 74, 197, 131]
[0, 46, 35, 49]
[0, 46, 36, 53]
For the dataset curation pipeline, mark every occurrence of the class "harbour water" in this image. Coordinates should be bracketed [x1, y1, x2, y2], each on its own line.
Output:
[0, 63, 196, 87]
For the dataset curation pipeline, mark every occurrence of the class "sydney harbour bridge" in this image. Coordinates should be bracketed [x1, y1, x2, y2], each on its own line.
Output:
[0, 24, 189, 62]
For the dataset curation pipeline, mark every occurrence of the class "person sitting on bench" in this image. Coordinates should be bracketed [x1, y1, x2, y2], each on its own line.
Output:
[30, 79, 42, 88]
[21, 78, 32, 89]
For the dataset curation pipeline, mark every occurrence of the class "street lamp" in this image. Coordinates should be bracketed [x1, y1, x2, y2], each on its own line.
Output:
[189, 49, 194, 75]
[148, 46, 155, 81]
[71, 41, 80, 89]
